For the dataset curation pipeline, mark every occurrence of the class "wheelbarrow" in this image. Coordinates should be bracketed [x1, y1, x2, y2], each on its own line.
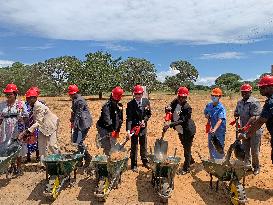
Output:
[92, 150, 129, 202]
[0, 139, 22, 178]
[148, 133, 181, 204]
[43, 152, 84, 200]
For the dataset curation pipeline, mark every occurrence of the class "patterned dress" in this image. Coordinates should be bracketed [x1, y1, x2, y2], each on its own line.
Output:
[0, 100, 28, 144]
[25, 102, 39, 153]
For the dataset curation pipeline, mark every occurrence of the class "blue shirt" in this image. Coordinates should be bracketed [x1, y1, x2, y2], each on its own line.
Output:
[204, 102, 226, 135]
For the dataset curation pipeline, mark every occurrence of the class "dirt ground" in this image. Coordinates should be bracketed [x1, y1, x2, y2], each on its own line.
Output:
[0, 93, 272, 205]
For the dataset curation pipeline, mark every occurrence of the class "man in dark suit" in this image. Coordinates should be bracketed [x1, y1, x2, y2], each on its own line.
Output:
[68, 84, 92, 166]
[126, 85, 151, 172]
[163, 87, 196, 175]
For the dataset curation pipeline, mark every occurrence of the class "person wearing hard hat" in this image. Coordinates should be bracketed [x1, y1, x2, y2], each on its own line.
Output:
[126, 85, 151, 172]
[96, 86, 124, 155]
[25, 86, 43, 163]
[204, 87, 227, 159]
[242, 75, 273, 164]
[19, 89, 60, 163]
[163, 87, 196, 175]
[0, 84, 29, 173]
[234, 84, 262, 175]
[68, 84, 92, 167]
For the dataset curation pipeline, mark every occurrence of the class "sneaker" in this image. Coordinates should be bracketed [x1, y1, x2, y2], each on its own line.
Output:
[190, 158, 195, 165]
[132, 166, 138, 173]
[179, 168, 190, 175]
[253, 168, 260, 175]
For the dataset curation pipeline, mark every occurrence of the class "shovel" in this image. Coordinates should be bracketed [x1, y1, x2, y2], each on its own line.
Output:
[154, 132, 168, 161]
[109, 131, 136, 154]
[233, 117, 245, 161]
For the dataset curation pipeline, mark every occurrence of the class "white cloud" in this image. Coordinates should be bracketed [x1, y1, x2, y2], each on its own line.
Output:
[18, 43, 54, 51]
[89, 42, 133, 51]
[195, 76, 217, 86]
[0, 0, 273, 43]
[0, 60, 14, 67]
[157, 67, 180, 82]
[200, 52, 245, 60]
[251, 50, 273, 55]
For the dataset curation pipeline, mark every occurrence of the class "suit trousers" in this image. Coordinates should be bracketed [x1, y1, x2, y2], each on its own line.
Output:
[38, 130, 59, 161]
[178, 133, 194, 170]
[243, 131, 261, 169]
[130, 133, 148, 168]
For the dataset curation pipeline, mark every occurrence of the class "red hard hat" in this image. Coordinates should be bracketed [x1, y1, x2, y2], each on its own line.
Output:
[240, 84, 252, 92]
[29, 86, 41, 95]
[211, 87, 223, 96]
[112, 86, 124, 101]
[25, 89, 38, 98]
[258, 75, 273, 87]
[177, 87, 189, 96]
[68, 84, 79, 95]
[133, 85, 144, 94]
[3, 83, 18, 93]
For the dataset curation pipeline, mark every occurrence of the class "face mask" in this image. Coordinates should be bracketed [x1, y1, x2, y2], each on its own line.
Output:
[211, 96, 219, 103]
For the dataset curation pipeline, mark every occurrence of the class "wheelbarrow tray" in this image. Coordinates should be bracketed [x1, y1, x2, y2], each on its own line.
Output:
[92, 154, 129, 178]
[44, 153, 84, 176]
[0, 142, 21, 174]
[201, 158, 247, 181]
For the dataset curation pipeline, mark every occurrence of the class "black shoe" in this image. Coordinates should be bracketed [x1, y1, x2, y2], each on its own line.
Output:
[143, 163, 151, 170]
[131, 166, 138, 173]
[190, 158, 195, 165]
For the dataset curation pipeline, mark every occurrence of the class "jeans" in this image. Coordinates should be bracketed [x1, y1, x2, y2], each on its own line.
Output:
[208, 133, 225, 159]
[73, 128, 91, 161]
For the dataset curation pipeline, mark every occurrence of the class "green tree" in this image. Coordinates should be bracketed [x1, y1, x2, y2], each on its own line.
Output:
[119, 57, 157, 93]
[215, 73, 242, 93]
[72, 51, 121, 98]
[164, 60, 199, 93]
[38, 56, 81, 95]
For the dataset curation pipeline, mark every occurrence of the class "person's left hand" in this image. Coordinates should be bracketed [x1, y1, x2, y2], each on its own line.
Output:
[210, 128, 216, 134]
[163, 124, 170, 132]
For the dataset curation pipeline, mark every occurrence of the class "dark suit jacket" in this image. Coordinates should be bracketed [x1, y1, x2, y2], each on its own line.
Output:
[71, 94, 92, 130]
[126, 98, 151, 135]
[97, 100, 123, 132]
[169, 99, 196, 136]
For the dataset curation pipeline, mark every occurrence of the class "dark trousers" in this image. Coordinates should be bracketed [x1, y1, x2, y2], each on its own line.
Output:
[73, 128, 91, 161]
[178, 133, 194, 170]
[130, 134, 148, 168]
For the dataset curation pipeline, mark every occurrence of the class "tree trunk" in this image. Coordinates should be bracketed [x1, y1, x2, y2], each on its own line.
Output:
[99, 92, 103, 100]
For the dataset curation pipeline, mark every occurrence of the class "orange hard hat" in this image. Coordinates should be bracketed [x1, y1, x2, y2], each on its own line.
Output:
[211, 87, 223, 96]
[133, 85, 144, 94]
[240, 84, 252, 92]
[258, 75, 273, 87]
[68, 84, 79, 95]
[29, 86, 41, 95]
[3, 83, 18, 93]
[112, 86, 124, 101]
[25, 89, 38, 98]
[177, 87, 189, 96]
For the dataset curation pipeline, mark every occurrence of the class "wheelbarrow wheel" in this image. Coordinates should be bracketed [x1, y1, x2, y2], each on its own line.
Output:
[229, 180, 247, 205]
[51, 176, 60, 200]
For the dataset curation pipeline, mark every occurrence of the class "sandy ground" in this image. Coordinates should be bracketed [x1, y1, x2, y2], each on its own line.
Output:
[0, 93, 272, 205]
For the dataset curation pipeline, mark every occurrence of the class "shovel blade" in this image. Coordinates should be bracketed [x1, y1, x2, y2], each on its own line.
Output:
[154, 138, 168, 160]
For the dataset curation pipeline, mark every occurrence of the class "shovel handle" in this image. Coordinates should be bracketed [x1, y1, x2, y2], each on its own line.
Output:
[161, 132, 165, 140]
[174, 148, 177, 157]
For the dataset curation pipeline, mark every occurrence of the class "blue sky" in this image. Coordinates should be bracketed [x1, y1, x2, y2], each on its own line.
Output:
[0, 0, 273, 85]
